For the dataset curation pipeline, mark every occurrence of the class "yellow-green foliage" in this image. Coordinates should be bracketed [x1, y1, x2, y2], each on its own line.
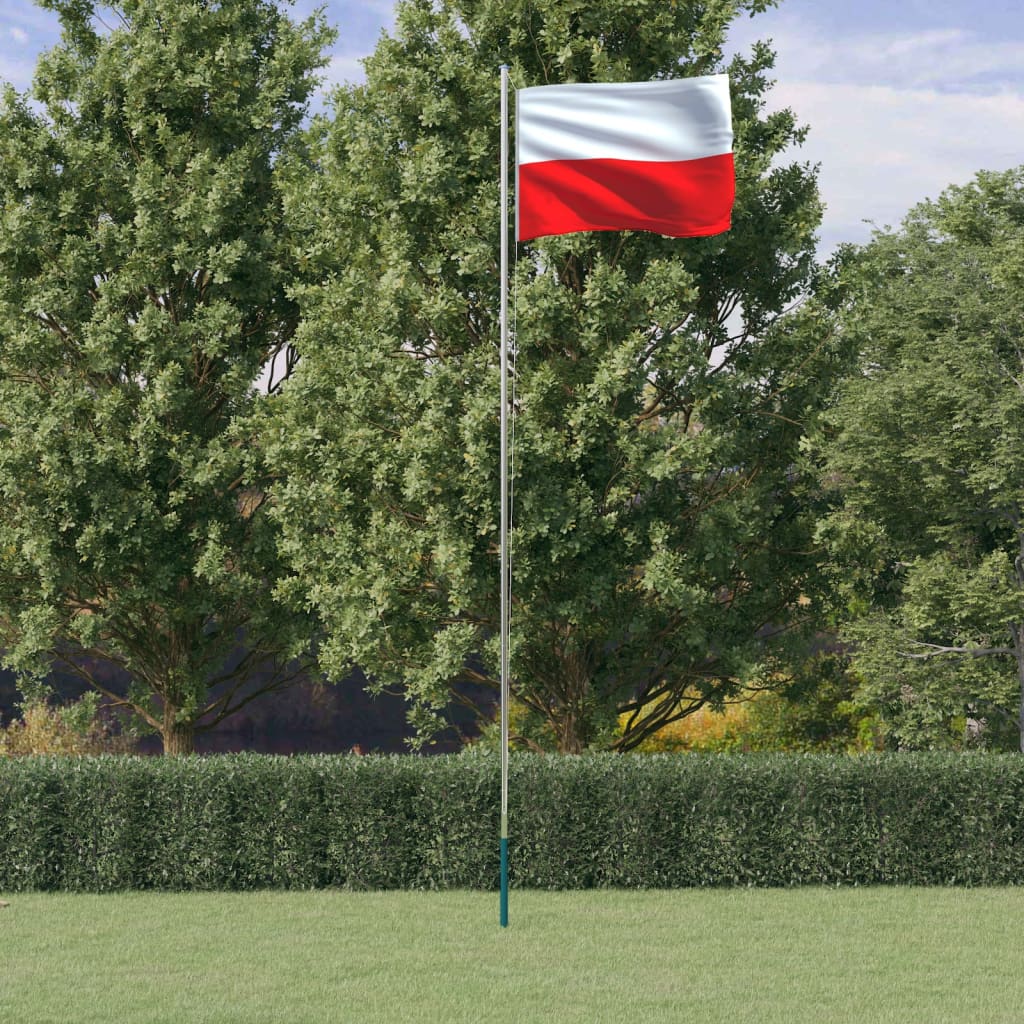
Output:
[0, 698, 133, 756]
[627, 683, 884, 754]
[623, 698, 759, 752]
[628, 700, 750, 753]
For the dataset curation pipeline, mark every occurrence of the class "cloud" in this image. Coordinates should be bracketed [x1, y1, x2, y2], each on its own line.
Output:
[304, 53, 367, 114]
[728, 17, 1024, 252]
[322, 53, 367, 89]
[0, 3, 61, 89]
[0, 53, 35, 91]
[774, 81, 1024, 251]
[778, 27, 1024, 93]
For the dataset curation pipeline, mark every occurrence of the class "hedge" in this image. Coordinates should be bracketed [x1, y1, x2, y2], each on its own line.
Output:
[2, 751, 1024, 891]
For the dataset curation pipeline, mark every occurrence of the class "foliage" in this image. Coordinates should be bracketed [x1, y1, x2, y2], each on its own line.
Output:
[0, 0, 333, 752]
[817, 167, 1024, 751]
[0, 694, 135, 756]
[269, 0, 840, 754]
[5, 751, 1024, 891]
[625, 695, 752, 752]
[625, 655, 882, 753]
[472, 695, 563, 752]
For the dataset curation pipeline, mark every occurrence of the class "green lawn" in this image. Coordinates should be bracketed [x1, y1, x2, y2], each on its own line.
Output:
[1, 888, 1021, 1023]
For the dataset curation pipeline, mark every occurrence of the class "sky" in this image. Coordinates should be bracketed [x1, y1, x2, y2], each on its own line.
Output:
[1, 0, 1023, 256]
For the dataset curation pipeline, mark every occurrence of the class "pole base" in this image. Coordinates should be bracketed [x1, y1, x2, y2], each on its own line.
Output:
[500, 836, 509, 927]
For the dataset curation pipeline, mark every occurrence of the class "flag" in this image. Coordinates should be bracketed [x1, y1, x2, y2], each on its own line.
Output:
[516, 74, 734, 241]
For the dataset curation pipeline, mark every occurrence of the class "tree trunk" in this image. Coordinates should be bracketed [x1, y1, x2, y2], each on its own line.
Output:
[162, 716, 195, 756]
[557, 710, 586, 754]
[549, 643, 594, 754]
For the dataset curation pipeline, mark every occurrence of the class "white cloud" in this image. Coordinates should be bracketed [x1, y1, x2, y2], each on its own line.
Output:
[729, 18, 1024, 252]
[0, 53, 34, 91]
[878, 28, 964, 57]
[776, 81, 1024, 251]
[322, 53, 367, 89]
[0, 3, 61, 90]
[744, 20, 1024, 92]
[305, 53, 367, 113]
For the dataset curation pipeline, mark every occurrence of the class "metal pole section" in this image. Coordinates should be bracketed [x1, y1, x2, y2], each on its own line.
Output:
[498, 63, 510, 930]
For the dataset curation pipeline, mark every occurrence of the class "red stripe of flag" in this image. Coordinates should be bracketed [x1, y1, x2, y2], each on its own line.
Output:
[517, 152, 735, 241]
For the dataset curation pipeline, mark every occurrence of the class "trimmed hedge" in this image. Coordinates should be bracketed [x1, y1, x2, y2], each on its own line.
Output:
[2, 751, 1024, 891]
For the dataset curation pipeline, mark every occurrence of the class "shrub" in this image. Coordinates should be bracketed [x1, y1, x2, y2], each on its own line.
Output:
[2, 752, 1024, 891]
[0, 696, 135, 757]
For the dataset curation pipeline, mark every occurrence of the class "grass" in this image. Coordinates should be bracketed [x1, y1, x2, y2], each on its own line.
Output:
[1, 888, 1023, 1023]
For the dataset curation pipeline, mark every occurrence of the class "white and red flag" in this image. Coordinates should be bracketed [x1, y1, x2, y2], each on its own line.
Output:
[515, 74, 734, 241]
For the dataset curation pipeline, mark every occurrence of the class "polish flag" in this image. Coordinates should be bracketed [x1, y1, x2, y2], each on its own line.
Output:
[516, 75, 734, 241]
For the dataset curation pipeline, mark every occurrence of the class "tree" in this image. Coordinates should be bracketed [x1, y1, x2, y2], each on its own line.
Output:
[817, 167, 1024, 751]
[269, 0, 838, 752]
[0, 0, 332, 753]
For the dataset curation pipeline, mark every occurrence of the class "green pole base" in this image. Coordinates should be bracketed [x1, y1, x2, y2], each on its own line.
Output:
[500, 837, 509, 927]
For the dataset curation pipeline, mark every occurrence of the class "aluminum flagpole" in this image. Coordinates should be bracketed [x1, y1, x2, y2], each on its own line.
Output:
[498, 62, 510, 930]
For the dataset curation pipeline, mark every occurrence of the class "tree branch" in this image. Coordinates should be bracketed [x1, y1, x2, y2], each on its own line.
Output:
[899, 641, 1015, 660]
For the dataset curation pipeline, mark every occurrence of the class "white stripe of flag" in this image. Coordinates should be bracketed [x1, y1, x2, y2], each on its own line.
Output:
[516, 74, 735, 240]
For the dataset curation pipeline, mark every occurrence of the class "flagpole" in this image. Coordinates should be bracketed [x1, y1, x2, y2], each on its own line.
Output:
[498, 62, 510, 930]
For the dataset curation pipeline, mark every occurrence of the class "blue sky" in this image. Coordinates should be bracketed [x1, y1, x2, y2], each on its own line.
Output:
[2, 0, 1022, 254]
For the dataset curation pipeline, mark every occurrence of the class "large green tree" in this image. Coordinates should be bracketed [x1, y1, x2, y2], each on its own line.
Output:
[270, 0, 838, 752]
[0, 0, 332, 753]
[818, 167, 1024, 751]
